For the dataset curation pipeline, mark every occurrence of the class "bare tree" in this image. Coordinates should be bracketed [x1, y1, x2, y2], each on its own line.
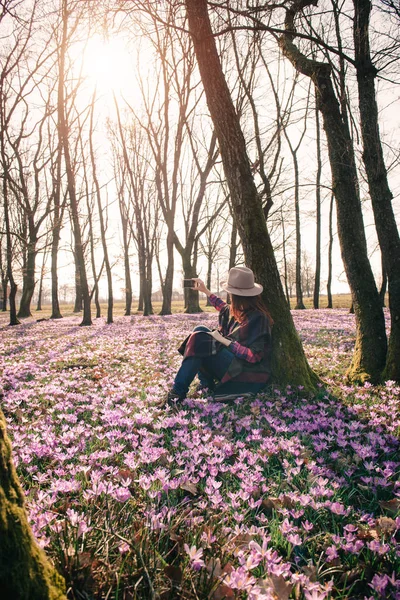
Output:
[184, 0, 319, 389]
[57, 0, 92, 326]
[89, 90, 113, 323]
[353, 0, 400, 381]
[279, 0, 387, 382]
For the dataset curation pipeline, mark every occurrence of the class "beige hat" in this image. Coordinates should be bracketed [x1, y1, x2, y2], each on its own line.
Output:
[221, 266, 263, 297]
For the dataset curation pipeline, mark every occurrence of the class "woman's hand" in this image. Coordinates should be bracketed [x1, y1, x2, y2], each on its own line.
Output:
[192, 278, 211, 296]
[206, 330, 231, 347]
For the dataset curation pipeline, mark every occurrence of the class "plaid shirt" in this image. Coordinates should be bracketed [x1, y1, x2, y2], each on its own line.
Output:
[209, 294, 263, 363]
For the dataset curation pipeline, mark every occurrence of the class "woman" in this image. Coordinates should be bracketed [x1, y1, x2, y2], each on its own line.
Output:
[167, 266, 273, 403]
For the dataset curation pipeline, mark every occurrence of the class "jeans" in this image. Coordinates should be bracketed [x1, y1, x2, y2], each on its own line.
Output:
[173, 325, 234, 396]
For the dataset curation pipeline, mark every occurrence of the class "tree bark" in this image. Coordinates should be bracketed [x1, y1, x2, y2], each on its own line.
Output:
[1, 164, 19, 325]
[118, 194, 132, 316]
[0, 410, 66, 599]
[313, 95, 322, 309]
[36, 243, 48, 312]
[353, 0, 400, 381]
[1, 277, 7, 312]
[183, 260, 201, 314]
[89, 95, 113, 324]
[380, 257, 387, 308]
[58, 0, 91, 326]
[185, 0, 319, 389]
[17, 236, 37, 318]
[326, 193, 334, 309]
[50, 141, 64, 319]
[160, 230, 174, 315]
[280, 0, 387, 382]
[72, 249, 82, 313]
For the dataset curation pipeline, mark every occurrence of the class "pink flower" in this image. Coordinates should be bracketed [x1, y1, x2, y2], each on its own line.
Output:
[286, 533, 302, 546]
[184, 544, 205, 570]
[304, 589, 328, 600]
[369, 573, 389, 595]
[223, 566, 256, 591]
[113, 487, 131, 502]
[328, 501, 347, 515]
[325, 545, 339, 562]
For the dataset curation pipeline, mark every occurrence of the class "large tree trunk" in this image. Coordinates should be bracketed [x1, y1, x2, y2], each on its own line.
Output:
[0, 410, 66, 599]
[353, 0, 400, 381]
[280, 4, 387, 383]
[185, 0, 319, 389]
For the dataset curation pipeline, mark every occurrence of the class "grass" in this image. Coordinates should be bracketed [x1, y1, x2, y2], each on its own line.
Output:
[9, 293, 369, 323]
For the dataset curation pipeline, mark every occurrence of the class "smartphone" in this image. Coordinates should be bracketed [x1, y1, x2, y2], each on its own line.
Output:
[183, 279, 195, 288]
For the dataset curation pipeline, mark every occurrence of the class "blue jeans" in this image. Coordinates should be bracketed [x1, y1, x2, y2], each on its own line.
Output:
[173, 326, 234, 396]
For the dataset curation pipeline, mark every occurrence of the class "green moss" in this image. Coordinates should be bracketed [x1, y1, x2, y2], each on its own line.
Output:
[0, 410, 66, 600]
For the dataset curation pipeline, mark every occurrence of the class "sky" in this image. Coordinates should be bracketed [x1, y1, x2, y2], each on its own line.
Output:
[16, 11, 400, 305]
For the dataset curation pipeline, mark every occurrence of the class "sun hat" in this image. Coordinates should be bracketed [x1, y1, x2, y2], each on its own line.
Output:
[221, 266, 263, 297]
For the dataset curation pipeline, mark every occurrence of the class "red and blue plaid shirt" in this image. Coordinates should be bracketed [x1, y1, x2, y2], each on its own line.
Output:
[209, 294, 263, 363]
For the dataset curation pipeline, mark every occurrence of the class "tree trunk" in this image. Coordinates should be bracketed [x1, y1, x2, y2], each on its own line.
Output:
[206, 254, 213, 306]
[183, 262, 201, 314]
[280, 8, 386, 383]
[0, 410, 66, 599]
[119, 199, 132, 316]
[160, 230, 174, 315]
[313, 96, 322, 309]
[353, 0, 400, 381]
[50, 141, 63, 319]
[72, 251, 82, 313]
[1, 167, 19, 325]
[17, 236, 37, 318]
[293, 153, 305, 310]
[36, 255, 46, 312]
[1, 277, 8, 312]
[226, 216, 238, 305]
[185, 0, 319, 389]
[281, 211, 291, 306]
[58, 0, 91, 326]
[380, 257, 387, 308]
[144, 253, 154, 316]
[89, 97, 113, 324]
[326, 193, 334, 309]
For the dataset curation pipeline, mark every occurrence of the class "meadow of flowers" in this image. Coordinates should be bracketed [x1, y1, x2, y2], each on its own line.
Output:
[0, 309, 399, 600]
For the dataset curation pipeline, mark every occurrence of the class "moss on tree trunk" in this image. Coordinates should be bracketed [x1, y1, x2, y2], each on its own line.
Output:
[0, 410, 66, 600]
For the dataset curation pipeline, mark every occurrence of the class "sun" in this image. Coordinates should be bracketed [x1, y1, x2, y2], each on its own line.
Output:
[82, 35, 133, 95]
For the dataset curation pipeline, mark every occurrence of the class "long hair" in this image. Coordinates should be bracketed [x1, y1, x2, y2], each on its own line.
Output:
[230, 294, 274, 327]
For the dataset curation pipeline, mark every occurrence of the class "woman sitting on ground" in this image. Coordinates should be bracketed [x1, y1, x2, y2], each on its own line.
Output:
[167, 266, 273, 403]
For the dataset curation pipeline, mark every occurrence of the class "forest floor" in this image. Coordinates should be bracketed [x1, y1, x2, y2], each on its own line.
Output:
[0, 307, 399, 600]
[29, 293, 359, 319]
